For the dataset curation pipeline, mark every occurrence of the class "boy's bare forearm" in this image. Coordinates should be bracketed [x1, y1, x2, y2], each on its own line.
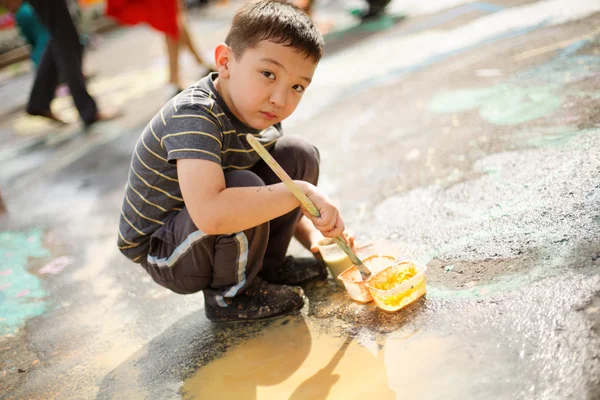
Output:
[294, 215, 321, 251]
[195, 181, 308, 234]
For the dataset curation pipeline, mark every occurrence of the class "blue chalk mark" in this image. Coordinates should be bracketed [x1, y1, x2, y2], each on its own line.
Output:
[470, 2, 505, 13]
[559, 39, 589, 58]
[0, 229, 49, 335]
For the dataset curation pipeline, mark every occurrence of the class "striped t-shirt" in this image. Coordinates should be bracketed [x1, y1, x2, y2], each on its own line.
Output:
[118, 73, 282, 263]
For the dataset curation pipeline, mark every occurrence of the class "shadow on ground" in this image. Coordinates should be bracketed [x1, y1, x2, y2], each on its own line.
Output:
[96, 279, 428, 399]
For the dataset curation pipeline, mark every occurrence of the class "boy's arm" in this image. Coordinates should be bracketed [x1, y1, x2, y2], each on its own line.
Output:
[178, 158, 345, 237]
[294, 215, 324, 253]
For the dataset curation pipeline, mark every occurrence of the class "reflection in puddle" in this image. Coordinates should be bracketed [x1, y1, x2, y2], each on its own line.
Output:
[182, 313, 465, 400]
[182, 317, 395, 399]
[384, 334, 450, 398]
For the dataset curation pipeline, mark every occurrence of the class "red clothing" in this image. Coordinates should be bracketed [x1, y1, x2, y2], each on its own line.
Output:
[105, 0, 178, 37]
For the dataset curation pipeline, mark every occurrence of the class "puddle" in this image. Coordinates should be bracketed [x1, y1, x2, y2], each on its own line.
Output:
[182, 316, 460, 399]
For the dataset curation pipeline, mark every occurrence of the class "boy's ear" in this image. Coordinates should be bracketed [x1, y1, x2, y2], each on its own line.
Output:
[214, 43, 233, 79]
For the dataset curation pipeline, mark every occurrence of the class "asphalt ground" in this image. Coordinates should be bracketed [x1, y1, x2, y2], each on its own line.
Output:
[1, 0, 599, 398]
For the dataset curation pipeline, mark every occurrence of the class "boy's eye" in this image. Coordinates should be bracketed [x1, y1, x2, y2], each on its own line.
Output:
[262, 71, 275, 80]
[292, 85, 305, 93]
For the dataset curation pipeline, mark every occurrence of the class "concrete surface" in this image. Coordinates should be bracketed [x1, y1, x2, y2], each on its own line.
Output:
[1, 0, 599, 399]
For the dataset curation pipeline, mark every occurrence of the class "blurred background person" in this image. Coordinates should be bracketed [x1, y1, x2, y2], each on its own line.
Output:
[106, 0, 215, 97]
[295, 0, 391, 20]
[1, 0, 121, 126]
[14, 1, 95, 98]
[13, 1, 48, 68]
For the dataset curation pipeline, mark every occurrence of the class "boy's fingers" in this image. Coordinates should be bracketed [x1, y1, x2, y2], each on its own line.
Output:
[322, 220, 345, 238]
[311, 212, 335, 231]
[320, 217, 337, 233]
[323, 209, 339, 232]
[323, 227, 344, 238]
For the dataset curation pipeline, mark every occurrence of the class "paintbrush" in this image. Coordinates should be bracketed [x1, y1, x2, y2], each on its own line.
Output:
[246, 135, 371, 281]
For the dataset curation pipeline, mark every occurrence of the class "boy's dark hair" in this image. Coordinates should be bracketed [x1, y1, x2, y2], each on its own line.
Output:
[225, 0, 324, 62]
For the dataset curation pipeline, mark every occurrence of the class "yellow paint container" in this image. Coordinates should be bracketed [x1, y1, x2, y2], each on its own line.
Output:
[337, 255, 397, 303]
[365, 261, 427, 312]
[362, 254, 397, 275]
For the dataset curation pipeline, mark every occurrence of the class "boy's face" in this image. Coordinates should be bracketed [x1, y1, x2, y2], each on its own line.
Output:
[218, 40, 318, 130]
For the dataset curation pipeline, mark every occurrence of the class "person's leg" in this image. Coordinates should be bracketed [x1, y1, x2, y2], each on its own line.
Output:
[251, 135, 321, 278]
[178, 22, 207, 67]
[26, 42, 64, 123]
[176, 1, 213, 70]
[143, 173, 268, 299]
[296, 0, 314, 16]
[142, 169, 303, 321]
[0, 190, 6, 214]
[362, 0, 392, 19]
[203, 170, 269, 306]
[165, 33, 182, 90]
[28, 0, 98, 125]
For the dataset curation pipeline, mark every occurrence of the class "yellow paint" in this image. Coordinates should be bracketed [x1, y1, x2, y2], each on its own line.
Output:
[369, 265, 417, 291]
[371, 279, 427, 312]
[366, 262, 427, 312]
[182, 317, 395, 400]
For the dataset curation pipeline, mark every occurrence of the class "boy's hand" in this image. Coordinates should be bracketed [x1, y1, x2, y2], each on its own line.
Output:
[299, 183, 345, 238]
[308, 230, 356, 254]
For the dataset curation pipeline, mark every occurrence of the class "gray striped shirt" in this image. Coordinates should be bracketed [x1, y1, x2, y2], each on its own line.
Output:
[118, 73, 282, 262]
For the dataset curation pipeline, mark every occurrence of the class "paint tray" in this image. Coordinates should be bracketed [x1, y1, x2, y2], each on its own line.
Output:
[362, 254, 396, 275]
[365, 261, 427, 312]
[337, 255, 397, 303]
[337, 265, 374, 303]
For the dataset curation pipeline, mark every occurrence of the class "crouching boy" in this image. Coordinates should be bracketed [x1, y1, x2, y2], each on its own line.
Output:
[118, 0, 347, 322]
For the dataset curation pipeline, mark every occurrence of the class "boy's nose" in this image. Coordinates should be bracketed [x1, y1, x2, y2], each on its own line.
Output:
[269, 88, 286, 109]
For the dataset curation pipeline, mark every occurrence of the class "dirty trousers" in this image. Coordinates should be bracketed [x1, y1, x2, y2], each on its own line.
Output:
[141, 136, 320, 307]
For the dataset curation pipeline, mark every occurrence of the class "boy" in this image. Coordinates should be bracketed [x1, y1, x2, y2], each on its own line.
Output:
[118, 0, 347, 322]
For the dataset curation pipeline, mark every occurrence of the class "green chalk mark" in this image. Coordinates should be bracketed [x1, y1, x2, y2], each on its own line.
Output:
[478, 86, 562, 125]
[429, 56, 600, 126]
[430, 85, 562, 125]
[429, 87, 496, 113]
[427, 273, 531, 300]
[522, 126, 598, 148]
[483, 166, 502, 183]
[0, 229, 49, 335]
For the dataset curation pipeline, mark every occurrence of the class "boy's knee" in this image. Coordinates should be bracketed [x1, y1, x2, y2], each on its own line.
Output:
[277, 136, 320, 184]
[225, 170, 265, 188]
[279, 135, 320, 164]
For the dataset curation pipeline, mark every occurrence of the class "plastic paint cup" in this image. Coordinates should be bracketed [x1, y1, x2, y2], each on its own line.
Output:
[362, 254, 397, 275]
[365, 261, 427, 312]
[318, 238, 354, 284]
[337, 255, 397, 304]
[337, 265, 373, 303]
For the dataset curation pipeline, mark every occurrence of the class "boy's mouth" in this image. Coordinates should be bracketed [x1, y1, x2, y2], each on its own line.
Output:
[260, 111, 277, 120]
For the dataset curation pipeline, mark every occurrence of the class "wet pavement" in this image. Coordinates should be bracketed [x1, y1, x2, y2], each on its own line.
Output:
[1, 0, 600, 399]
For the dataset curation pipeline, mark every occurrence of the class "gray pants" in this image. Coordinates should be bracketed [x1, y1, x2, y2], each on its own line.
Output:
[141, 136, 320, 307]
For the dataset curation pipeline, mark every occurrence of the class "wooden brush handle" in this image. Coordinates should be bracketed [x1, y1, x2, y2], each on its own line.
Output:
[246, 135, 370, 278]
